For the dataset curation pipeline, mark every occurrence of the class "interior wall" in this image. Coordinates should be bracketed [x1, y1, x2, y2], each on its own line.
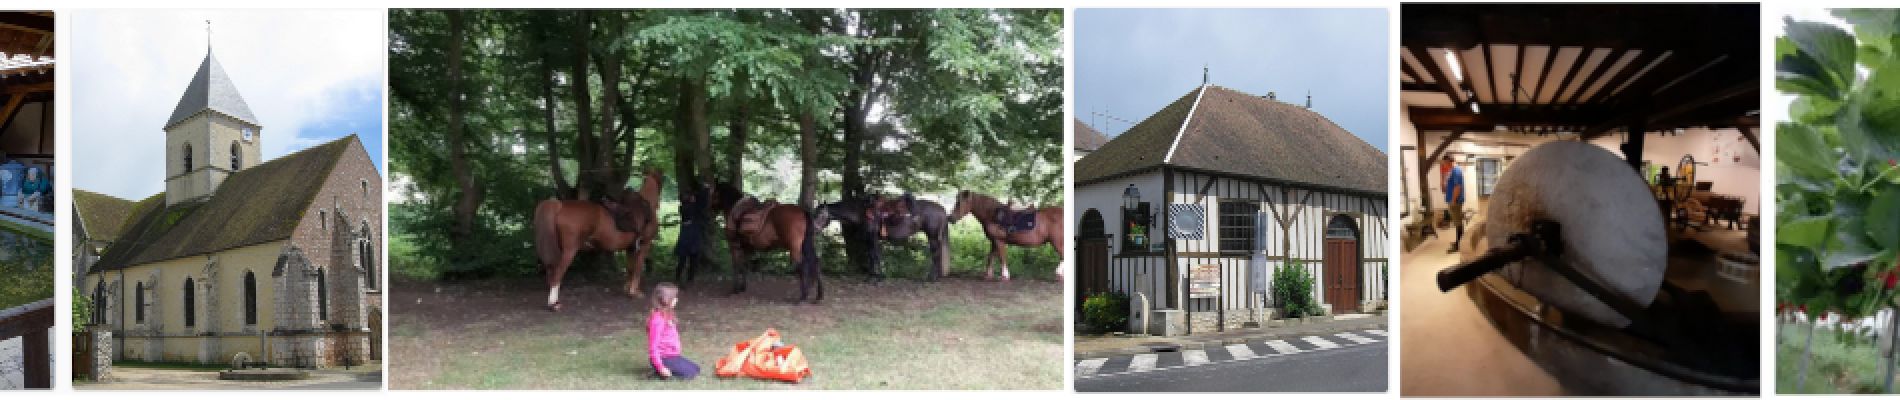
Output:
[1402, 111, 1761, 216]
[0, 101, 51, 155]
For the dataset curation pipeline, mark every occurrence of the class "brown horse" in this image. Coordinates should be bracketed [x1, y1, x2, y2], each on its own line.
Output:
[950, 190, 1064, 281]
[531, 169, 664, 311]
[709, 181, 823, 303]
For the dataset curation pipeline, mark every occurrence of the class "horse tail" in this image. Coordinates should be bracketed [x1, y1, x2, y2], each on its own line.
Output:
[532, 200, 562, 269]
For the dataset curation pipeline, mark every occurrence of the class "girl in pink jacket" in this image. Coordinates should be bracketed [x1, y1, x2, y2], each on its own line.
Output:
[648, 283, 698, 379]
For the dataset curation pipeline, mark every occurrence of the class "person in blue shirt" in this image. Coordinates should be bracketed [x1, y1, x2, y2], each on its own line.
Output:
[1443, 158, 1466, 253]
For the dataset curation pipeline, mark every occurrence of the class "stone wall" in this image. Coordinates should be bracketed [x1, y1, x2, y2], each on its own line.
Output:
[1186, 297, 1276, 333]
[80, 327, 112, 381]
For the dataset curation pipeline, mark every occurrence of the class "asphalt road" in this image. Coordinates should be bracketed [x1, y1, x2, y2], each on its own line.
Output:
[1076, 341, 1387, 392]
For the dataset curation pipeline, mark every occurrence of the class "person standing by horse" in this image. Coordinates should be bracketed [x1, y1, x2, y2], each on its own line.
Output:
[675, 184, 711, 284]
[648, 283, 700, 380]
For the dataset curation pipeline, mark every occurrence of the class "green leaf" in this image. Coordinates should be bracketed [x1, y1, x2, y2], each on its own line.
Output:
[1787, 17, 1860, 89]
[1866, 191, 1900, 245]
[1781, 215, 1834, 251]
[1777, 122, 1839, 181]
[1793, 95, 1843, 124]
[1827, 218, 1882, 269]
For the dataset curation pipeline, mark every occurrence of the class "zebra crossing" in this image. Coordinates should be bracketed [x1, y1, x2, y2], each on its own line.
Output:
[1075, 329, 1387, 379]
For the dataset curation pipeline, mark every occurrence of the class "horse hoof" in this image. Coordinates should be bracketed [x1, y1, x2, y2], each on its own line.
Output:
[626, 290, 646, 299]
[999, 276, 1011, 283]
[548, 302, 563, 312]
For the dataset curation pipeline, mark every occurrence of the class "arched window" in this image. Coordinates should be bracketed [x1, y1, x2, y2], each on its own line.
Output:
[1326, 215, 1357, 239]
[317, 268, 329, 322]
[361, 239, 377, 290]
[243, 272, 258, 325]
[183, 278, 196, 328]
[182, 143, 194, 171]
[230, 141, 242, 169]
[135, 282, 146, 324]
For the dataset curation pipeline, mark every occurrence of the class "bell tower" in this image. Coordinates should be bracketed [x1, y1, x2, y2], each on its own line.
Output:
[164, 26, 261, 206]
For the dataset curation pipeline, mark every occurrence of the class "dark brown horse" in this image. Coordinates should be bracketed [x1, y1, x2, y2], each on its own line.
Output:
[950, 190, 1064, 281]
[531, 169, 664, 311]
[709, 181, 824, 303]
[814, 194, 952, 281]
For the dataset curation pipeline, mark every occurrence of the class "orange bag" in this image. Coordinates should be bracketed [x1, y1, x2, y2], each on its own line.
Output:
[714, 328, 812, 383]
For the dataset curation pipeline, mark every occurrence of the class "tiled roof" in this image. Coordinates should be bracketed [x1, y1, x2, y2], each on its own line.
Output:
[90, 135, 362, 270]
[1074, 85, 1387, 195]
[72, 189, 138, 244]
[1074, 119, 1109, 152]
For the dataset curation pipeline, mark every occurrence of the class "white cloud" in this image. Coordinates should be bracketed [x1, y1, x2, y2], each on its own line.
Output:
[70, 9, 385, 200]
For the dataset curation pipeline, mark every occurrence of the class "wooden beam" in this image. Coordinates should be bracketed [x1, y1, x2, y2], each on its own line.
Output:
[1426, 130, 1465, 170]
[1586, 50, 1658, 104]
[0, 12, 53, 34]
[0, 93, 24, 133]
[1580, 79, 1758, 139]
[1566, 48, 1626, 104]
[1549, 46, 1594, 105]
[1408, 46, 1466, 108]
[1532, 46, 1558, 104]
[1481, 40, 1500, 104]
[1400, 61, 1424, 83]
[1511, 44, 1526, 104]
[1735, 121, 1759, 152]
[2, 81, 52, 95]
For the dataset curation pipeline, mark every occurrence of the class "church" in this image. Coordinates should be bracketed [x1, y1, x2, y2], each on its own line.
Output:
[73, 42, 383, 368]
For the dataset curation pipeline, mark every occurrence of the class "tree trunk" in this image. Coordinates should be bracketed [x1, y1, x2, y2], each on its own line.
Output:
[567, 13, 595, 199]
[542, 41, 571, 199]
[671, 79, 701, 198]
[726, 70, 750, 195]
[797, 112, 818, 210]
[445, 10, 484, 249]
[689, 79, 712, 192]
[594, 39, 625, 194]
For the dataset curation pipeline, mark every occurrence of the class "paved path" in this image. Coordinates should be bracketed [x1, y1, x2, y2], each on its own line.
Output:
[76, 365, 382, 390]
[1076, 336, 1386, 392]
[1400, 235, 1561, 396]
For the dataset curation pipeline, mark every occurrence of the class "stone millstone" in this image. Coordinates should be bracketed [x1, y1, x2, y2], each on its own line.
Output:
[1486, 141, 1666, 328]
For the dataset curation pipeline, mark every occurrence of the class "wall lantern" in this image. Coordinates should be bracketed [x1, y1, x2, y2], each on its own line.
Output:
[1123, 184, 1141, 210]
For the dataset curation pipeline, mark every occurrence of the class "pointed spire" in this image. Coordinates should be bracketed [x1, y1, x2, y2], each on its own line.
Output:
[1201, 63, 1208, 86]
[166, 22, 260, 131]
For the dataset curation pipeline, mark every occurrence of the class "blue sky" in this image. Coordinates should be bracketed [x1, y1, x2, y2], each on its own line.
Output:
[70, 9, 385, 200]
[1075, 8, 1390, 150]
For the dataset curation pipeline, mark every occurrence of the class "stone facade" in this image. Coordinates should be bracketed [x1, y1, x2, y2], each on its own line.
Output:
[80, 327, 112, 381]
[1186, 297, 1278, 333]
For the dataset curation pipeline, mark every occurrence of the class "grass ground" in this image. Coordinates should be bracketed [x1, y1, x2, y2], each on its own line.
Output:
[388, 274, 1063, 389]
[1777, 321, 1897, 394]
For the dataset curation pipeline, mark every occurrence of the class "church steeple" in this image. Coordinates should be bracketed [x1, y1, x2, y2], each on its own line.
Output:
[164, 24, 262, 206]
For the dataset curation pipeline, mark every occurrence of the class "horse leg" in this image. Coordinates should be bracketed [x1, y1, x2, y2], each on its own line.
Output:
[625, 242, 653, 298]
[998, 242, 1013, 282]
[729, 246, 749, 295]
[983, 239, 1001, 281]
[925, 229, 944, 282]
[546, 243, 580, 312]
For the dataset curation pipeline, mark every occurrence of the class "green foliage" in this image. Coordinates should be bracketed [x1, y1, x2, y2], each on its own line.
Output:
[1080, 291, 1130, 333]
[0, 231, 51, 310]
[73, 285, 91, 331]
[388, 10, 1063, 278]
[1778, 11, 1900, 319]
[1271, 262, 1321, 318]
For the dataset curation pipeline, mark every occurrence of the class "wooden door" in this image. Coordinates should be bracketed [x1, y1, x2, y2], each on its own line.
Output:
[1076, 210, 1111, 309]
[1324, 239, 1360, 314]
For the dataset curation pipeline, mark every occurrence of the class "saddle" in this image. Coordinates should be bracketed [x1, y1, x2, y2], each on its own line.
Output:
[995, 206, 1039, 233]
[734, 197, 779, 235]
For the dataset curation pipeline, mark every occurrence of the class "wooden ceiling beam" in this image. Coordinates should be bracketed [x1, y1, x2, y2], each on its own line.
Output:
[1566, 48, 1625, 104]
[0, 12, 52, 35]
[1579, 79, 1758, 139]
[1407, 46, 1466, 110]
[1549, 46, 1593, 105]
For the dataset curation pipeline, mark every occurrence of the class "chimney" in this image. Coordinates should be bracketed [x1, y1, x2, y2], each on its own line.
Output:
[1306, 91, 1312, 109]
[1202, 63, 1208, 85]
[1267, 92, 1276, 101]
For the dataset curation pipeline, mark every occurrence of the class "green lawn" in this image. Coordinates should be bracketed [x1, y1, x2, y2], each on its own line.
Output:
[1778, 321, 1900, 394]
[389, 277, 1063, 390]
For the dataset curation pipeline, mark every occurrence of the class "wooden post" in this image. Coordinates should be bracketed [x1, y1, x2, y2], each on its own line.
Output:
[25, 327, 48, 388]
